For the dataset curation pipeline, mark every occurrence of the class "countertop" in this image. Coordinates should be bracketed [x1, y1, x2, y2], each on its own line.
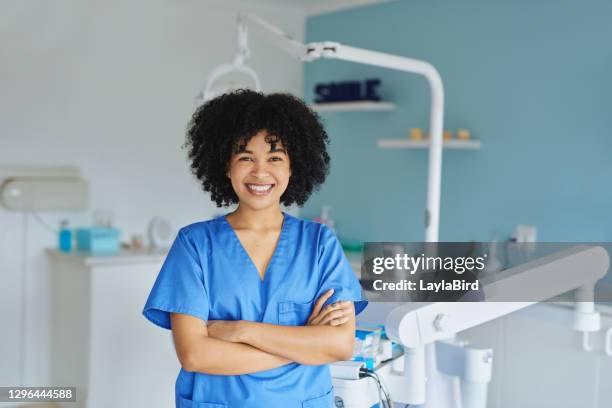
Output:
[46, 248, 168, 266]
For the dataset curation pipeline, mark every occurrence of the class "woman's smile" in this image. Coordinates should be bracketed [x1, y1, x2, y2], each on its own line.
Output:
[245, 183, 275, 196]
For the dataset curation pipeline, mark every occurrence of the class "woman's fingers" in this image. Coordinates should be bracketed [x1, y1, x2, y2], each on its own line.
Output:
[307, 289, 334, 324]
[317, 307, 351, 326]
[310, 300, 352, 326]
[328, 316, 350, 326]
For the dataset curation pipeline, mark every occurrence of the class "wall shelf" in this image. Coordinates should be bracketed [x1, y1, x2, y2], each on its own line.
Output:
[377, 139, 481, 150]
[310, 101, 396, 112]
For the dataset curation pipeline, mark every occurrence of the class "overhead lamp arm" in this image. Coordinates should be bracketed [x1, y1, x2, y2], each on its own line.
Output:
[238, 12, 444, 242]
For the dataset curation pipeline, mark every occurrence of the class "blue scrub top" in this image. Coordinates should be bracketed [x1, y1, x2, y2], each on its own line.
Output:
[143, 212, 368, 408]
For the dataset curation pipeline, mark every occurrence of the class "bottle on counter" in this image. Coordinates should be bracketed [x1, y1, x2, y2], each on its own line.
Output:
[314, 205, 336, 233]
[58, 220, 72, 252]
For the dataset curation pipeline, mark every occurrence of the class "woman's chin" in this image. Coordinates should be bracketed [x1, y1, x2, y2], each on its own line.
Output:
[238, 196, 281, 211]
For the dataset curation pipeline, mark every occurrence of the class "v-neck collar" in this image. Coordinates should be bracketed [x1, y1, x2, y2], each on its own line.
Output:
[221, 211, 288, 283]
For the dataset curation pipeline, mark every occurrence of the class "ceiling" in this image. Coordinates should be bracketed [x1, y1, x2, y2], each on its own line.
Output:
[209, 0, 397, 16]
[282, 0, 397, 16]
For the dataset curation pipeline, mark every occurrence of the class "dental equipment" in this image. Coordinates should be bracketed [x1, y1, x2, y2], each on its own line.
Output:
[209, 14, 609, 408]
[351, 245, 608, 408]
[196, 16, 262, 103]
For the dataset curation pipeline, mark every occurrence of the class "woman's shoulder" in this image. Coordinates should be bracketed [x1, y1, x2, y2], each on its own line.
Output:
[284, 212, 335, 242]
[177, 215, 225, 239]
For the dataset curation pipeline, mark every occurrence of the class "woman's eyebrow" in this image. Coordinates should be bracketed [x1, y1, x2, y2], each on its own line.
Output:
[268, 147, 287, 154]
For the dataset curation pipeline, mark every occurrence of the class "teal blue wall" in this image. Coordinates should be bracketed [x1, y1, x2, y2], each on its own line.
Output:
[303, 0, 612, 242]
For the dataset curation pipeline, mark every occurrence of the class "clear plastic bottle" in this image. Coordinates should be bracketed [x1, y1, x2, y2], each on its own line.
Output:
[314, 206, 335, 233]
[321, 206, 335, 231]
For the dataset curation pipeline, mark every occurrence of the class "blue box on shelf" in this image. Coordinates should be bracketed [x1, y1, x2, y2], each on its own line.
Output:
[76, 227, 120, 254]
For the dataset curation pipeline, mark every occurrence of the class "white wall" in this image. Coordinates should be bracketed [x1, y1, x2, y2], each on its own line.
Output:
[0, 0, 305, 387]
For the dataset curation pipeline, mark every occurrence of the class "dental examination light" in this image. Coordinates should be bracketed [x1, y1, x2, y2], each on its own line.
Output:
[196, 15, 262, 103]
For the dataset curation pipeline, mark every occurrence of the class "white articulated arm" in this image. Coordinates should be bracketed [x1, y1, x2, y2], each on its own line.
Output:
[385, 245, 609, 348]
[239, 13, 311, 61]
[310, 42, 445, 242]
[379, 245, 608, 406]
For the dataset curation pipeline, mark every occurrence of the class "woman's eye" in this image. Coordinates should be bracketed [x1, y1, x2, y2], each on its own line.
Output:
[238, 157, 253, 162]
[269, 156, 283, 162]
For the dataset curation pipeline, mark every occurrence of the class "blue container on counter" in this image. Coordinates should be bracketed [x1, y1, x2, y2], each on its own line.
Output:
[58, 220, 72, 252]
[76, 227, 121, 254]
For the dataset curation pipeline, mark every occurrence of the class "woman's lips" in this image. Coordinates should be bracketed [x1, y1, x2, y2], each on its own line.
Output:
[245, 183, 274, 196]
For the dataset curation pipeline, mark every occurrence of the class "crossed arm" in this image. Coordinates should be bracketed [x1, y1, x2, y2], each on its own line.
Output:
[170, 289, 356, 375]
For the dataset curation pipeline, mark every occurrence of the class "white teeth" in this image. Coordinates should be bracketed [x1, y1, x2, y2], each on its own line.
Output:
[247, 184, 273, 192]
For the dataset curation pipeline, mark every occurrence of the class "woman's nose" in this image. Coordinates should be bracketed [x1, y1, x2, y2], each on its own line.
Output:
[250, 160, 270, 178]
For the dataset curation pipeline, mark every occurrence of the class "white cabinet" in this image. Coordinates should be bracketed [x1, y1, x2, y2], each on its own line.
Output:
[48, 250, 178, 408]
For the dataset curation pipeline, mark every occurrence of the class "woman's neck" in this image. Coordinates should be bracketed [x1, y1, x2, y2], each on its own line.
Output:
[228, 205, 284, 231]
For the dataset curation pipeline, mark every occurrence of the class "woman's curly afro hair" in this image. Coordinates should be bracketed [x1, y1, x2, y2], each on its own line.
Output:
[184, 89, 330, 207]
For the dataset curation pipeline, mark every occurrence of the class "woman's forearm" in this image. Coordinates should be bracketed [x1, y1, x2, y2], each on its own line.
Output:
[236, 322, 354, 365]
[185, 334, 292, 375]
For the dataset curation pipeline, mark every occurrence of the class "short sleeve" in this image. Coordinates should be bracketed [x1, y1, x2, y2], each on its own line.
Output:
[142, 228, 210, 330]
[316, 225, 368, 316]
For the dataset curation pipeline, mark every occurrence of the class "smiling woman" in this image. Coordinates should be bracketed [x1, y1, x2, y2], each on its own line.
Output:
[143, 89, 368, 408]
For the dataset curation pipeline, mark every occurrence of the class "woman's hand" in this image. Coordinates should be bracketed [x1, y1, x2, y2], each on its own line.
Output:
[207, 320, 246, 343]
[307, 289, 354, 326]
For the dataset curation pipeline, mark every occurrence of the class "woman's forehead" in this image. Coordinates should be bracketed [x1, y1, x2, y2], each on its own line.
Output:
[234, 131, 286, 152]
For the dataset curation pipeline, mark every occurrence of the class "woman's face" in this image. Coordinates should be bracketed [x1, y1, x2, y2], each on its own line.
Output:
[227, 130, 291, 211]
